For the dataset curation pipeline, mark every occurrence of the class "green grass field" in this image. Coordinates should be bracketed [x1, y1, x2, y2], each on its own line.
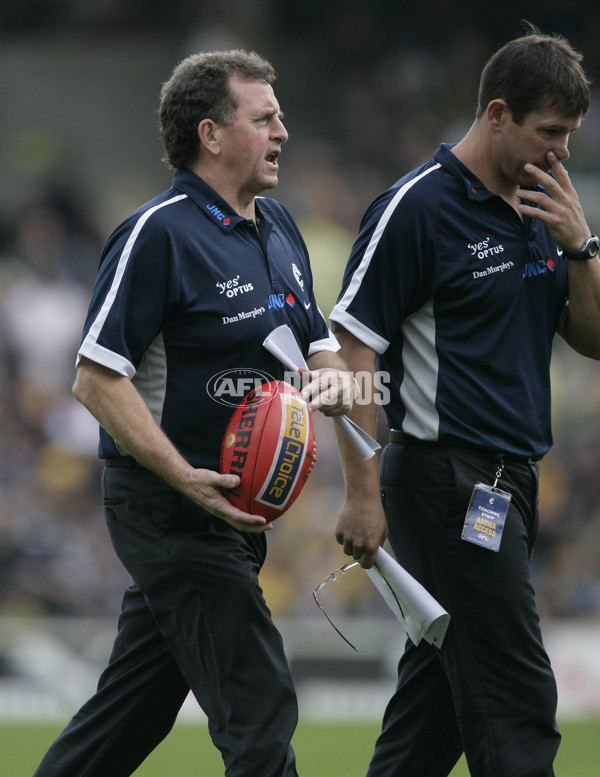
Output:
[5, 718, 600, 776]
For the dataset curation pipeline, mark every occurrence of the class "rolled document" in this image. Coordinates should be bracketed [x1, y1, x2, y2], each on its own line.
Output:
[263, 324, 381, 460]
[366, 547, 450, 649]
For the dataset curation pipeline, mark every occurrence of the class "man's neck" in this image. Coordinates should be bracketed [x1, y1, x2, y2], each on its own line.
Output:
[189, 164, 256, 221]
[452, 130, 521, 212]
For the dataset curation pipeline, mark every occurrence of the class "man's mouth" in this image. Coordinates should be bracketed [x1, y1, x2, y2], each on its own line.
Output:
[266, 151, 279, 167]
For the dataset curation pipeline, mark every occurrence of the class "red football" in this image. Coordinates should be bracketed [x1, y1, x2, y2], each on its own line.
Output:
[220, 380, 317, 520]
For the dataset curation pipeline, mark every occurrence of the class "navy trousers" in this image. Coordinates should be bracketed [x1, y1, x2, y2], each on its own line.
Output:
[367, 441, 560, 777]
[33, 466, 299, 777]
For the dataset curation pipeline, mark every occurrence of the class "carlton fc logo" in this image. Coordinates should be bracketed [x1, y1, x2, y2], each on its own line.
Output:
[292, 263, 304, 290]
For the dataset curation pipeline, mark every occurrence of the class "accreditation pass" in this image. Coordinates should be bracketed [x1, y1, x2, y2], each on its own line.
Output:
[461, 482, 511, 552]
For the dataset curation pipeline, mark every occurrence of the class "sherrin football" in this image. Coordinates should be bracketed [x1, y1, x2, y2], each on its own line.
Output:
[220, 380, 317, 520]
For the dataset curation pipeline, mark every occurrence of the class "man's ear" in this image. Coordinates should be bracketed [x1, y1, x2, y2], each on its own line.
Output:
[487, 99, 510, 133]
[198, 118, 222, 156]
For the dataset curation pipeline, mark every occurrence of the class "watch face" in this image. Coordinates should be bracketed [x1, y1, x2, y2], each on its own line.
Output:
[590, 237, 600, 257]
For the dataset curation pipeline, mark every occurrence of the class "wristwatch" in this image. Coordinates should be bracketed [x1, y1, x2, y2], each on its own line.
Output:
[564, 235, 600, 260]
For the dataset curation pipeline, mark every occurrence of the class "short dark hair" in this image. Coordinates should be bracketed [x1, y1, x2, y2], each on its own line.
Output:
[476, 22, 590, 124]
[159, 49, 276, 169]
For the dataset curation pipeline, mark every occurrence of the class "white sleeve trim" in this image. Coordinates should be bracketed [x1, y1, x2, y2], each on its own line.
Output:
[331, 164, 439, 354]
[76, 341, 135, 378]
[335, 165, 439, 316]
[307, 328, 340, 357]
[77, 193, 187, 374]
[329, 308, 390, 354]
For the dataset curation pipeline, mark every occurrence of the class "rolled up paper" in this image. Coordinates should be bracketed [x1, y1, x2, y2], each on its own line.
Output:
[263, 324, 381, 460]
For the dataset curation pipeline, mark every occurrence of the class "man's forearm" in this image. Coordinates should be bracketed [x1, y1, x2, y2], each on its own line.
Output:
[73, 358, 193, 488]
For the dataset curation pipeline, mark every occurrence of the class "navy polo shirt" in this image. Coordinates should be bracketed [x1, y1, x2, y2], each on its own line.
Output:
[78, 168, 338, 468]
[330, 143, 569, 460]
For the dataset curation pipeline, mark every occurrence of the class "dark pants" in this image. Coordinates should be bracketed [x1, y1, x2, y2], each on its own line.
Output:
[34, 466, 299, 777]
[367, 441, 560, 777]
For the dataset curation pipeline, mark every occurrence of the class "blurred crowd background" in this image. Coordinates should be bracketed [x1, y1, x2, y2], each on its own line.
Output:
[1, 0, 600, 628]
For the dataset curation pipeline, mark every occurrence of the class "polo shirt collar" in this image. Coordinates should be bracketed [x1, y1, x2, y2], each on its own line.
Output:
[172, 168, 256, 232]
[434, 143, 496, 201]
[434, 142, 547, 206]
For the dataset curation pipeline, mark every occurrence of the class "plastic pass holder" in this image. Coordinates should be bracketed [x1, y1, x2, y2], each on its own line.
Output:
[461, 464, 511, 552]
